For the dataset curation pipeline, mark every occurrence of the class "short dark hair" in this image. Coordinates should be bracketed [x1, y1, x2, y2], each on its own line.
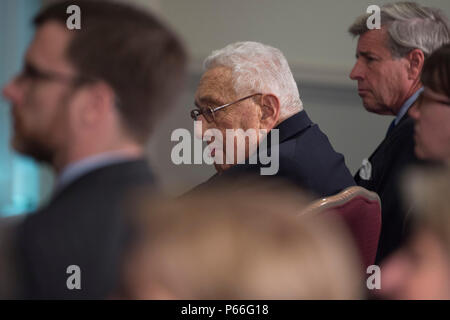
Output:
[421, 43, 450, 95]
[34, 0, 187, 143]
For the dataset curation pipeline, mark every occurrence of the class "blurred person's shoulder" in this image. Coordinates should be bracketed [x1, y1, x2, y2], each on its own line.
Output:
[0, 214, 26, 299]
[0, 214, 26, 244]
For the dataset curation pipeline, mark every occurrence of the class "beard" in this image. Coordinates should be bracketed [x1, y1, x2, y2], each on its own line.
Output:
[12, 124, 54, 164]
[11, 106, 55, 164]
[10, 86, 75, 165]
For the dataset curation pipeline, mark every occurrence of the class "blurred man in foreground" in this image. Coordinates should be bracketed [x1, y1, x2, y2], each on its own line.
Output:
[0, 0, 186, 298]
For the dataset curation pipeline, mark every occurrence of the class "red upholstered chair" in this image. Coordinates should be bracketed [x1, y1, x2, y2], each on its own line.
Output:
[302, 186, 382, 269]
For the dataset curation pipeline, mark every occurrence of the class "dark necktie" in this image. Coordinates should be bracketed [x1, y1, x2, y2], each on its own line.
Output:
[386, 119, 396, 137]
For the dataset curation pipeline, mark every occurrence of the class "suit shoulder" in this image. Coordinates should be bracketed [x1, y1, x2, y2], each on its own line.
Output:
[0, 215, 25, 299]
[285, 124, 346, 164]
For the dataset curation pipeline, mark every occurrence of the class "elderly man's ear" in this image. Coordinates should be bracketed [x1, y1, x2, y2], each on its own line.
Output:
[259, 94, 280, 130]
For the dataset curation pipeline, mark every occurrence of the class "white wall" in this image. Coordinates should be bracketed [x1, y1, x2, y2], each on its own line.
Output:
[158, 0, 450, 75]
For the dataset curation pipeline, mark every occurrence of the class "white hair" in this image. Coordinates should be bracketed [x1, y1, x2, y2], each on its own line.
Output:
[203, 41, 303, 120]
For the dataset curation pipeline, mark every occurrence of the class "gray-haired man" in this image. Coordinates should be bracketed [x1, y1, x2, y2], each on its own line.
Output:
[349, 2, 450, 263]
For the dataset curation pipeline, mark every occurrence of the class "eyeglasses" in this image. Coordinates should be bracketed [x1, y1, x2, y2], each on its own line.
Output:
[190, 93, 262, 123]
[16, 63, 95, 87]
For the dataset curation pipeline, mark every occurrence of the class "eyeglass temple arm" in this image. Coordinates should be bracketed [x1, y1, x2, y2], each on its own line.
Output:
[213, 93, 263, 112]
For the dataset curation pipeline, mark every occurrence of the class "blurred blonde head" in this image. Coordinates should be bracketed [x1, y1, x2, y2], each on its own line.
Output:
[406, 167, 450, 252]
[122, 181, 363, 300]
[381, 167, 450, 299]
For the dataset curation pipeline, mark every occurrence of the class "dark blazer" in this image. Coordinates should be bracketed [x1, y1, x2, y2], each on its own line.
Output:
[355, 115, 424, 263]
[189, 111, 355, 198]
[10, 158, 156, 299]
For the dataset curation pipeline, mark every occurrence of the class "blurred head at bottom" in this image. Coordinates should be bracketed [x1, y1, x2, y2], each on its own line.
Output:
[120, 181, 363, 300]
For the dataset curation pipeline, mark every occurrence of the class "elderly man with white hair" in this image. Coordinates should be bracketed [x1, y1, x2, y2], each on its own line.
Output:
[349, 2, 450, 263]
[188, 41, 355, 198]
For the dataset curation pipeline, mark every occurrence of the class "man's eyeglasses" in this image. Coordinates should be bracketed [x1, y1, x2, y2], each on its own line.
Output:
[190, 93, 262, 123]
[17, 63, 94, 87]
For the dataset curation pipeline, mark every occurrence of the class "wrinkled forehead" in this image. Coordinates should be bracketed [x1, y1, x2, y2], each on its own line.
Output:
[195, 66, 236, 104]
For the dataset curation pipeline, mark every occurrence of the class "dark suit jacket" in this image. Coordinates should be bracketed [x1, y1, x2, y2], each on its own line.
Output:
[355, 115, 424, 263]
[189, 111, 355, 198]
[9, 158, 156, 299]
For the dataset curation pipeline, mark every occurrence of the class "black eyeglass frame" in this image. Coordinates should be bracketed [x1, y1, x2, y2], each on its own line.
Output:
[16, 62, 96, 87]
[190, 93, 263, 122]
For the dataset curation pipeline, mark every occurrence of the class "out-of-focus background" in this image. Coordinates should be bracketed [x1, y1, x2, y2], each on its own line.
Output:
[2, 0, 450, 216]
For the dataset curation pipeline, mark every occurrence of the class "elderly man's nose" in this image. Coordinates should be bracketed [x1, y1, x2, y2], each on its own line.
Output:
[194, 117, 209, 139]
